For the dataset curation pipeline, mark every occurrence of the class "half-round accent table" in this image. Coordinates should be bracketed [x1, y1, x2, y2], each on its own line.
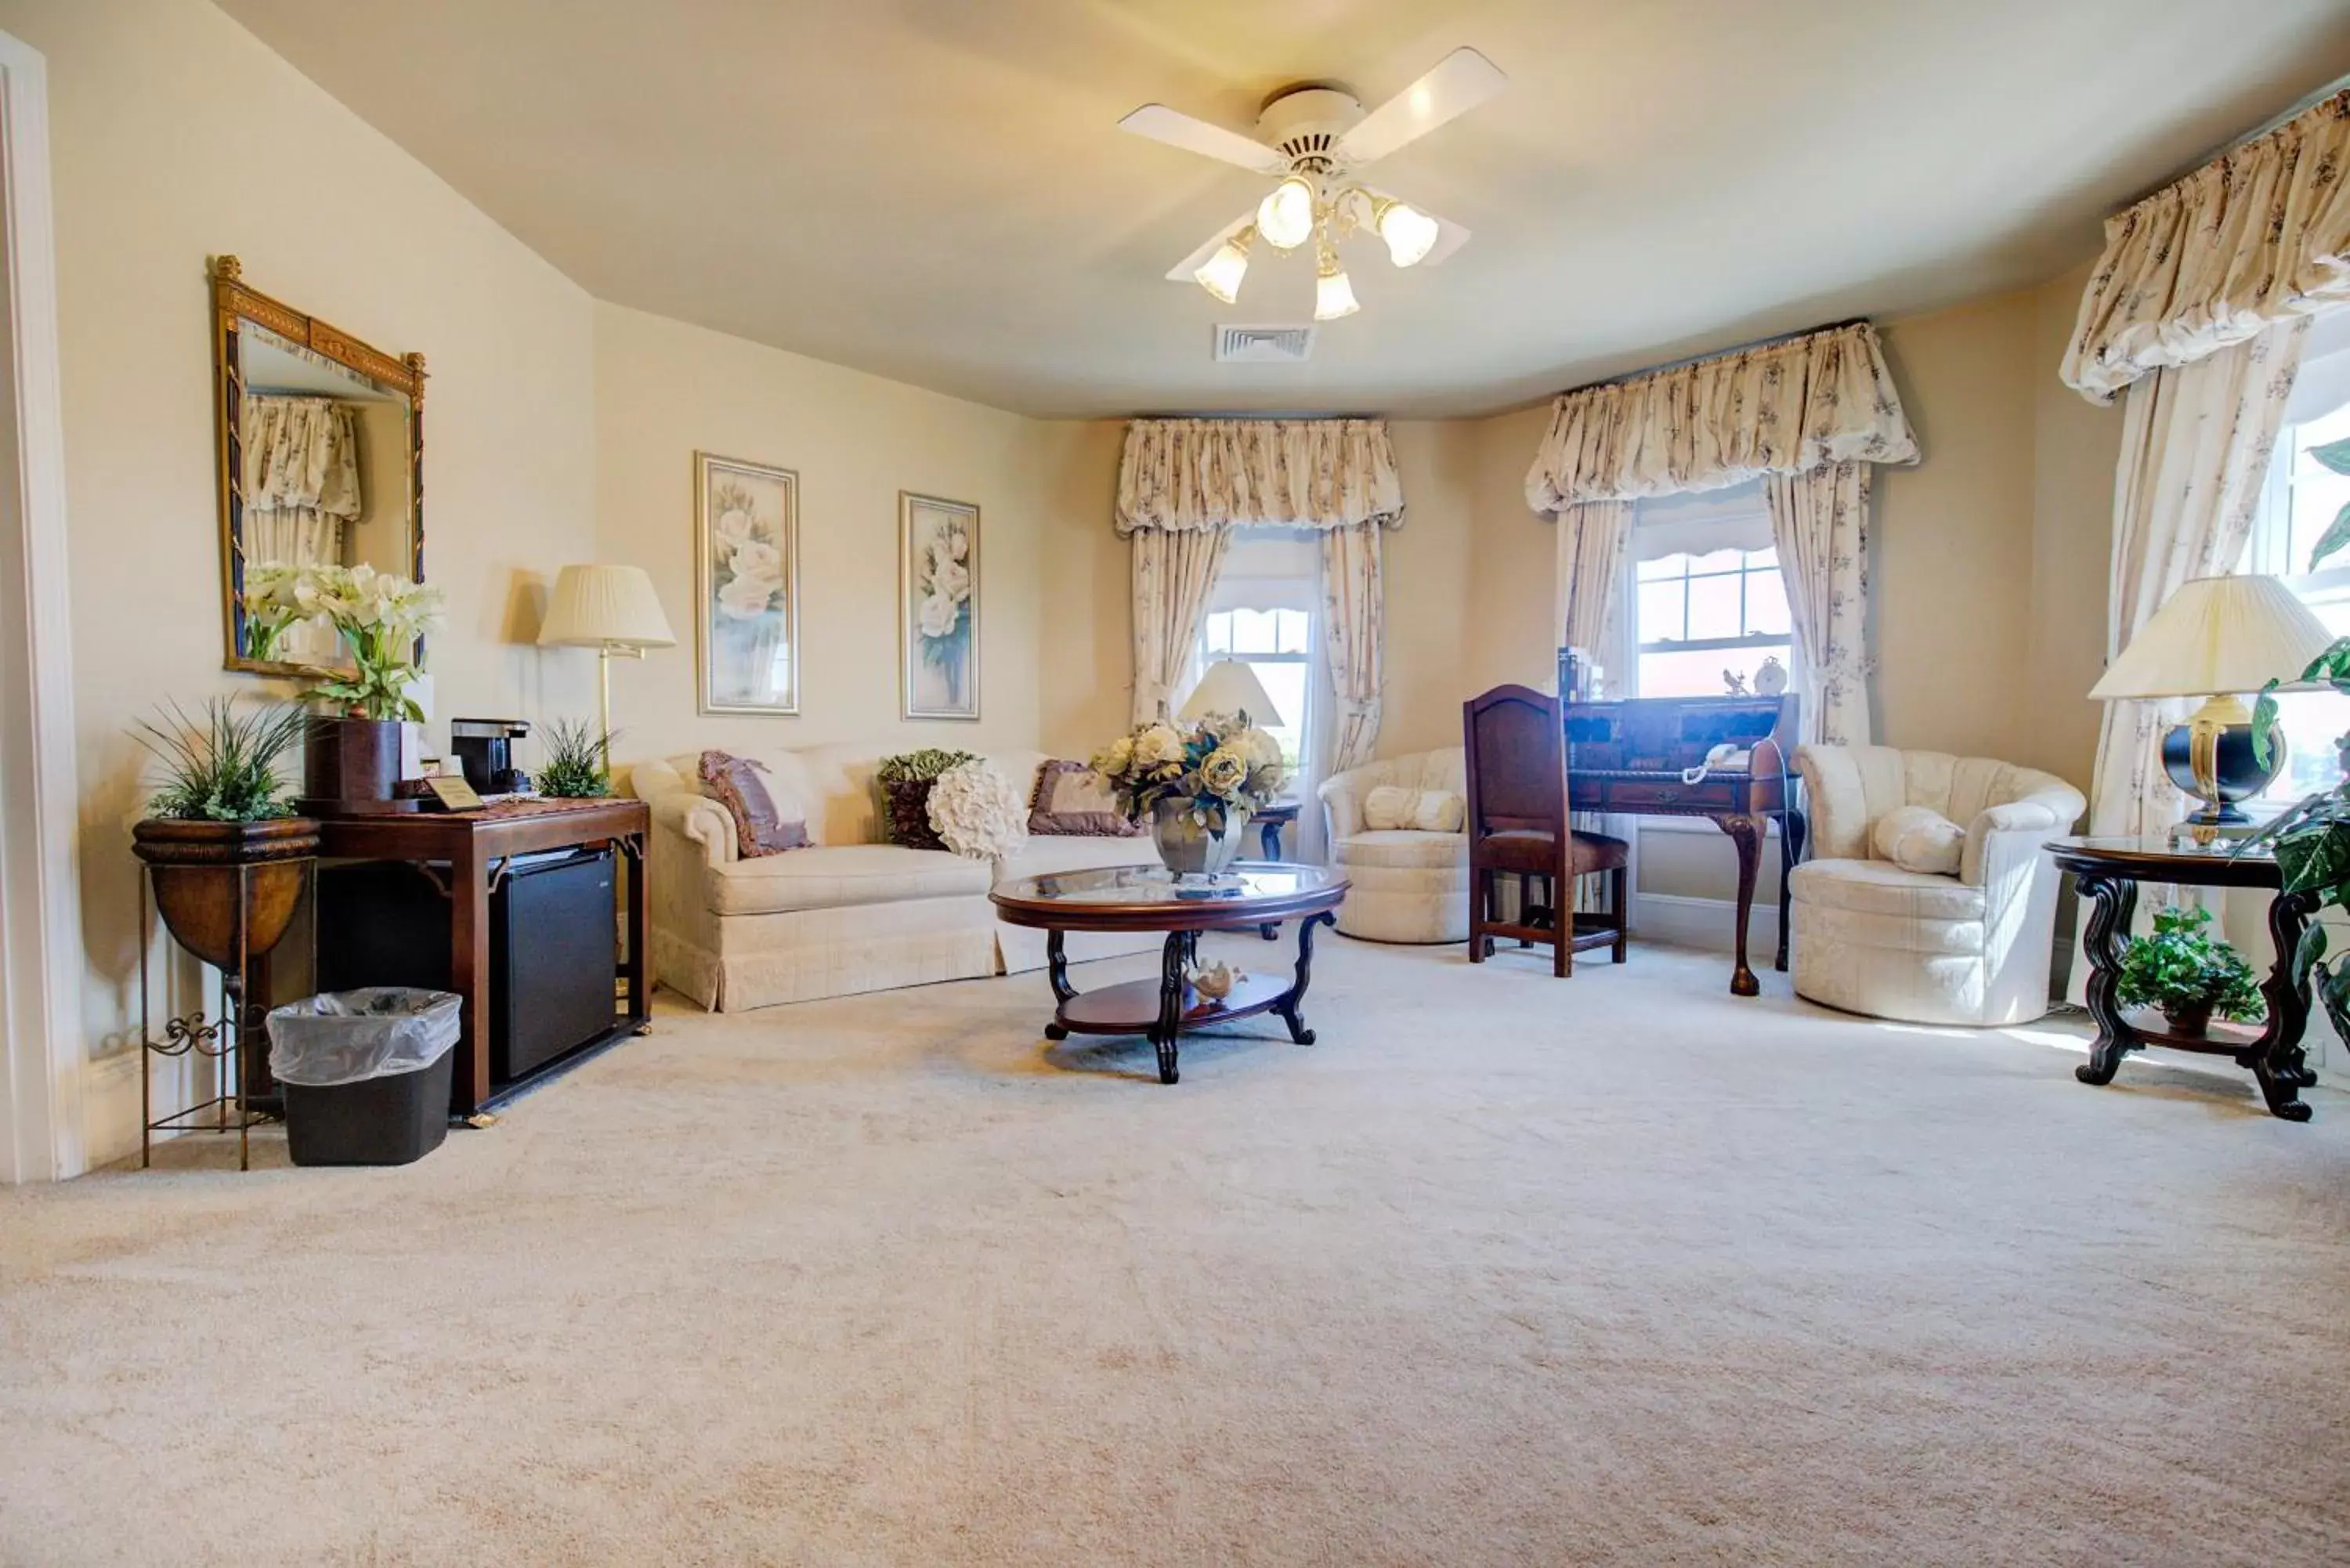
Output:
[991, 862, 1348, 1085]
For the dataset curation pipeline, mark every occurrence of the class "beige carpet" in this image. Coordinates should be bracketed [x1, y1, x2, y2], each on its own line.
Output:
[5, 936, 2349, 1566]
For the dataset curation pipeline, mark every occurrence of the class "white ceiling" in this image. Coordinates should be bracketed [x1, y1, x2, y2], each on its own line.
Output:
[218, 0, 2350, 419]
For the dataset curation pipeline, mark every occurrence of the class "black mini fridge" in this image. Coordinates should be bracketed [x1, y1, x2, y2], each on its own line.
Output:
[316, 849, 619, 1089]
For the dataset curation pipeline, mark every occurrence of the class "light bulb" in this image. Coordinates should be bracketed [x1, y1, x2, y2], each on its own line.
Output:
[1256, 175, 1316, 251]
[1376, 199, 1441, 268]
[1193, 228, 1251, 305]
[1314, 253, 1359, 322]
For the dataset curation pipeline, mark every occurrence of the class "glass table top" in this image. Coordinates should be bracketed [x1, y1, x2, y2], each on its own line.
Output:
[1000, 862, 1340, 907]
[2046, 832, 2274, 864]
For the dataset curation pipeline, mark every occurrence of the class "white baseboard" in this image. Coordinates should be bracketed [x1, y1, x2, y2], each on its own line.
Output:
[1632, 891, 1780, 955]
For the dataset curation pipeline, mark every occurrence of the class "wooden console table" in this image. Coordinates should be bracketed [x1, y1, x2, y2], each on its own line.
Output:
[316, 797, 650, 1115]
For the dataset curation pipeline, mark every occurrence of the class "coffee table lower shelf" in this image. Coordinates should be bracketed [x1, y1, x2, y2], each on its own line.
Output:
[1038, 916, 1334, 1086]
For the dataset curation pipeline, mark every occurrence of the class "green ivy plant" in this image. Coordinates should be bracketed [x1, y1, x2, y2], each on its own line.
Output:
[2114, 905, 2265, 1027]
[534, 718, 612, 800]
[2240, 435, 2350, 1035]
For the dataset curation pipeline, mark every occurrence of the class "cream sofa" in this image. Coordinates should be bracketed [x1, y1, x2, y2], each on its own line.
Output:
[1788, 744, 2085, 1026]
[1318, 747, 1470, 943]
[631, 746, 1159, 1012]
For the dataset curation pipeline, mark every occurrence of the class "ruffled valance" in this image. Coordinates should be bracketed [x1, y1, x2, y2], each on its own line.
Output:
[1114, 417, 1405, 535]
[1523, 320, 1918, 515]
[241, 395, 362, 519]
[2062, 89, 2350, 403]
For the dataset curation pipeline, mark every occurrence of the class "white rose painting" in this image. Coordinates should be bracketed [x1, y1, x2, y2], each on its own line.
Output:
[696, 453, 799, 714]
[900, 493, 981, 719]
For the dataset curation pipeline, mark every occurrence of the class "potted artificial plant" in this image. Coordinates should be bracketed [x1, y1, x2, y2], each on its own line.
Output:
[2113, 905, 2265, 1037]
[129, 698, 319, 972]
[534, 718, 614, 799]
[246, 562, 444, 812]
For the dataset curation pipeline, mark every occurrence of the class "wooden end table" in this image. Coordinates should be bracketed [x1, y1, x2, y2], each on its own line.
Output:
[990, 862, 1348, 1085]
[2046, 834, 2319, 1121]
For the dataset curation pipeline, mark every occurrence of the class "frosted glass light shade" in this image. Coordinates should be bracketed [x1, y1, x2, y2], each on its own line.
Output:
[538, 564, 676, 649]
[1194, 233, 1250, 304]
[1314, 266, 1360, 321]
[1376, 200, 1440, 267]
[2088, 574, 2332, 699]
[1180, 658, 1285, 726]
[1256, 175, 1315, 251]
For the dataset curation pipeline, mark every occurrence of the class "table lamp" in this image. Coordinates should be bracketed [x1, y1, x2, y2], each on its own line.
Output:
[537, 564, 676, 764]
[1180, 659, 1285, 727]
[2088, 573, 2333, 826]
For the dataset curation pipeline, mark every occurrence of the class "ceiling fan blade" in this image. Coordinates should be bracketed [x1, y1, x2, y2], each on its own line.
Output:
[1165, 211, 1257, 283]
[1118, 104, 1288, 174]
[1334, 46, 1508, 165]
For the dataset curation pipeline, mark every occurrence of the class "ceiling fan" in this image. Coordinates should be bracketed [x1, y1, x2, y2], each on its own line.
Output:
[1117, 47, 1506, 320]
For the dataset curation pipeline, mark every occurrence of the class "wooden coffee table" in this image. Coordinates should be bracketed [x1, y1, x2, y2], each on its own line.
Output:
[991, 862, 1349, 1085]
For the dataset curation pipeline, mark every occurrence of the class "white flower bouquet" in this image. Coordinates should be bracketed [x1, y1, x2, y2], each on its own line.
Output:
[1090, 712, 1288, 837]
[241, 562, 443, 720]
[914, 515, 974, 703]
[710, 481, 784, 623]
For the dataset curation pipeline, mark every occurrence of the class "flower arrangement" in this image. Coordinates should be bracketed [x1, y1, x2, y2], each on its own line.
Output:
[240, 562, 443, 721]
[2114, 905, 2265, 1035]
[924, 759, 1028, 861]
[1090, 712, 1287, 834]
[135, 697, 306, 823]
[914, 514, 974, 700]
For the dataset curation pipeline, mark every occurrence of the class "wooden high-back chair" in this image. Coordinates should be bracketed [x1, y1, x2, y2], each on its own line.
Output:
[1462, 684, 1629, 977]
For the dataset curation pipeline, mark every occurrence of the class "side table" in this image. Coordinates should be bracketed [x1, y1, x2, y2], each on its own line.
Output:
[2046, 834, 2319, 1121]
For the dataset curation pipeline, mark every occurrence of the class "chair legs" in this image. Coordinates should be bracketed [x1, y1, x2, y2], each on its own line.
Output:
[1611, 864, 1629, 963]
[1467, 863, 1629, 976]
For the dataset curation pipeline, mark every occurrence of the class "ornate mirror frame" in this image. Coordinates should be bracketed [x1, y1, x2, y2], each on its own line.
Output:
[210, 254, 427, 677]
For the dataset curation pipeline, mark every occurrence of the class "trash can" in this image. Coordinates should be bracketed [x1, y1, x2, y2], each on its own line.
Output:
[267, 988, 463, 1167]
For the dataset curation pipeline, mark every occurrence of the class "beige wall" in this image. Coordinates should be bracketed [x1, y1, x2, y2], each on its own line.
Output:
[591, 302, 1047, 764]
[9, 0, 600, 1165]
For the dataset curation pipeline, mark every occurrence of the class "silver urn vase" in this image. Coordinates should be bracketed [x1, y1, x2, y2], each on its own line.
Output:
[1151, 797, 1246, 880]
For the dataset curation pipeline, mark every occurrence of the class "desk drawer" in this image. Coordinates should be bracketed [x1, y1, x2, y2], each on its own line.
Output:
[1592, 779, 1740, 814]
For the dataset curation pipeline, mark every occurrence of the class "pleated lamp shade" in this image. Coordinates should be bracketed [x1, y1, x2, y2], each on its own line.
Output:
[1180, 658, 1285, 725]
[2088, 574, 2333, 699]
[538, 565, 676, 649]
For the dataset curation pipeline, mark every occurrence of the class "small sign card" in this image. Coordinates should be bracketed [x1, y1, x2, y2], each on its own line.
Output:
[423, 774, 484, 811]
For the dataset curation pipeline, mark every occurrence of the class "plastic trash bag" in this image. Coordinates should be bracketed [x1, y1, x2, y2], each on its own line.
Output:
[266, 988, 462, 1087]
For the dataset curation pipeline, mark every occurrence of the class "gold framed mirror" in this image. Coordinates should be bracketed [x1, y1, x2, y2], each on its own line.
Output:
[210, 255, 425, 677]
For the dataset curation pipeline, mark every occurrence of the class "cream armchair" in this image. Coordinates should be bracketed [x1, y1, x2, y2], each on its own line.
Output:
[1318, 747, 1470, 943]
[1789, 745, 2085, 1025]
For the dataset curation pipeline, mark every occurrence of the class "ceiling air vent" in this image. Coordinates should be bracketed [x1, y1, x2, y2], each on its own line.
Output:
[1214, 323, 1316, 363]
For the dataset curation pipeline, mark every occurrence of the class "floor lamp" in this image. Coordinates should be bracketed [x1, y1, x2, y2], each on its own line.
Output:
[537, 565, 676, 769]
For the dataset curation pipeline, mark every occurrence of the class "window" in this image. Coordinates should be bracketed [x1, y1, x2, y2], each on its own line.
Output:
[1202, 606, 1311, 768]
[2237, 324, 2350, 804]
[1633, 544, 1793, 698]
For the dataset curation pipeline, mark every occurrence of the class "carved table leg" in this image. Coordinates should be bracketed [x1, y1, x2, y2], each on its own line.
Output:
[1776, 808, 1806, 972]
[1043, 928, 1075, 1040]
[1274, 910, 1335, 1046]
[1717, 813, 1765, 996]
[2073, 872, 2140, 1086]
[1150, 930, 1187, 1085]
[2249, 887, 2320, 1121]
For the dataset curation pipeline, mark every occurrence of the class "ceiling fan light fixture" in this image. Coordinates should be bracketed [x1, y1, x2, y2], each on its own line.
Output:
[1314, 246, 1359, 322]
[1194, 226, 1253, 304]
[1374, 198, 1441, 268]
[1256, 175, 1317, 251]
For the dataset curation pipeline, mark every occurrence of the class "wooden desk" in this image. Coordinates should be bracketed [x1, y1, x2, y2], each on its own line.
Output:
[315, 797, 650, 1115]
[1563, 689, 1804, 996]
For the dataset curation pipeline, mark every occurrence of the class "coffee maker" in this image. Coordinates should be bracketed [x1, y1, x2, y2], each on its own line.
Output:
[450, 718, 533, 796]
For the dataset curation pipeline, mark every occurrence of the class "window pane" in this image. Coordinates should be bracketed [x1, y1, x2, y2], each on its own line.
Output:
[1230, 608, 1277, 655]
[1637, 641, 1791, 699]
[1206, 612, 1231, 655]
[1636, 579, 1685, 643]
[1686, 547, 1743, 576]
[1273, 608, 1310, 654]
[1744, 546, 1780, 569]
[1686, 572, 1742, 640]
[1744, 569, 1791, 636]
[1249, 660, 1308, 759]
[1636, 553, 1687, 581]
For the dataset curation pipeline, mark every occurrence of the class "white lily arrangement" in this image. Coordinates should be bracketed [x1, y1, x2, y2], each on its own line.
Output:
[241, 562, 444, 721]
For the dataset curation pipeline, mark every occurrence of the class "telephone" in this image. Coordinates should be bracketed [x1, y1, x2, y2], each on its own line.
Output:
[1679, 742, 1752, 785]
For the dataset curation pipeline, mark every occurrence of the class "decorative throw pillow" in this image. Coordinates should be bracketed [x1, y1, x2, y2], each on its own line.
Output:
[697, 750, 809, 858]
[1364, 786, 1465, 833]
[1029, 759, 1142, 836]
[1407, 789, 1466, 833]
[876, 749, 978, 852]
[927, 760, 1029, 860]
[1872, 804, 1965, 876]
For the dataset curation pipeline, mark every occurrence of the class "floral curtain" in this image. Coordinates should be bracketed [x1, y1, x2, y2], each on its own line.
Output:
[1523, 321, 1918, 511]
[2062, 89, 2350, 403]
[1553, 500, 1631, 689]
[1115, 418, 1405, 534]
[1130, 524, 1231, 726]
[1762, 461, 1872, 746]
[1320, 522, 1384, 771]
[2088, 320, 2307, 840]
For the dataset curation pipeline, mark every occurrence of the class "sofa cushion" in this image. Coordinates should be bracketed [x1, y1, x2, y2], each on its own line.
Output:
[1872, 804, 1965, 876]
[1028, 758, 1142, 836]
[699, 750, 809, 858]
[1334, 829, 1470, 872]
[1789, 858, 1985, 922]
[704, 844, 991, 916]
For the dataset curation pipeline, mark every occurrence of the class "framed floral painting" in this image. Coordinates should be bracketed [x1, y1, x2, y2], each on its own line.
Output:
[695, 453, 799, 715]
[899, 492, 979, 719]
